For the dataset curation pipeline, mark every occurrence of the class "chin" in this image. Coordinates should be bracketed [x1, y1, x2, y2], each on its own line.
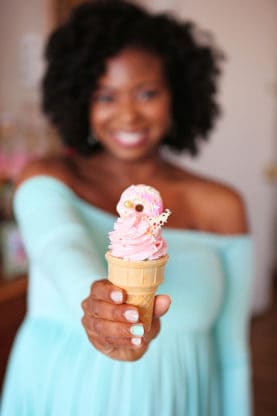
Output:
[116, 151, 156, 163]
[108, 145, 157, 162]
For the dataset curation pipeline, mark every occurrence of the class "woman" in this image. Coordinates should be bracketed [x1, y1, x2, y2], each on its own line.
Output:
[1, 1, 253, 415]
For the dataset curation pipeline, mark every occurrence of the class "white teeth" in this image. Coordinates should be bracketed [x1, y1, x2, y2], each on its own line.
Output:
[115, 131, 145, 145]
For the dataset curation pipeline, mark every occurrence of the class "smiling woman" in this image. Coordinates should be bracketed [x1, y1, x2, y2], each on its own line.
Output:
[90, 48, 172, 160]
[0, 1, 253, 416]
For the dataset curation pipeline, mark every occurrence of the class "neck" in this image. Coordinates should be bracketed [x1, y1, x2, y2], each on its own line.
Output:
[87, 150, 166, 186]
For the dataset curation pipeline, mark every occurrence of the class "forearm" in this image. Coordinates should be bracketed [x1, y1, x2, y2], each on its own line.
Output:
[14, 176, 106, 319]
[34, 223, 105, 318]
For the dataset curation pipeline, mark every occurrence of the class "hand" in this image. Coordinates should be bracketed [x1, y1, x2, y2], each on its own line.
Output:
[81, 279, 171, 361]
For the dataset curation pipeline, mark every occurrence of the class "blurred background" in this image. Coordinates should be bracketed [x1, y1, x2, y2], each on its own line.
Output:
[0, 1, 276, 414]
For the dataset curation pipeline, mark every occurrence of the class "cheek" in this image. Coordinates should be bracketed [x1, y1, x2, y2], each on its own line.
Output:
[90, 106, 113, 128]
[145, 101, 171, 128]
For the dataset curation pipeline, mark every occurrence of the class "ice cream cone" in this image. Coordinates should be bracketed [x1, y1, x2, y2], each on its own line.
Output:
[105, 251, 168, 331]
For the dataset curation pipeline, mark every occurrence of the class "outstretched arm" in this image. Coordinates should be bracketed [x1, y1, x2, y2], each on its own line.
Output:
[14, 174, 171, 360]
[14, 175, 106, 319]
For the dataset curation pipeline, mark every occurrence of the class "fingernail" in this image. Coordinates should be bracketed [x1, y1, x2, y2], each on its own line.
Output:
[130, 325, 144, 337]
[131, 337, 142, 346]
[110, 291, 123, 303]
[124, 310, 139, 323]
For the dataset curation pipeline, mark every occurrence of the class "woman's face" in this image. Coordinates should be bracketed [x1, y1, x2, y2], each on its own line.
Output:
[89, 48, 172, 161]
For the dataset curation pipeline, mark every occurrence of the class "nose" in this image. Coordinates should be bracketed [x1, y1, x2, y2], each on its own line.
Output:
[115, 95, 141, 125]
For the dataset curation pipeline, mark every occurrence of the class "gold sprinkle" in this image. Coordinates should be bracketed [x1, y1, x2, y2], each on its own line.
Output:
[124, 200, 134, 208]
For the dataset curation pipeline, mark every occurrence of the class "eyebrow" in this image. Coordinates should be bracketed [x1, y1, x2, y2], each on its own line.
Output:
[96, 79, 166, 90]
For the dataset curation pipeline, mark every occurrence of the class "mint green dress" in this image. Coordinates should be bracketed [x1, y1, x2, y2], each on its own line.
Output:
[0, 176, 253, 416]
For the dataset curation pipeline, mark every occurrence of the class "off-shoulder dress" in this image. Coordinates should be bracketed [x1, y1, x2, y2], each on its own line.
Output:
[0, 176, 253, 416]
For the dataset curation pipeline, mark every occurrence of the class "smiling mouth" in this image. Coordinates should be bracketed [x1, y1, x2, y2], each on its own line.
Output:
[112, 130, 147, 147]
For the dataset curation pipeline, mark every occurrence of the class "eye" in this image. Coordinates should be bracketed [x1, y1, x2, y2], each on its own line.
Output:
[135, 204, 144, 212]
[137, 89, 159, 101]
[93, 92, 114, 103]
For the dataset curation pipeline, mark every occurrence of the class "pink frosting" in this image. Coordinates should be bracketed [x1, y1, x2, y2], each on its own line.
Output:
[109, 212, 167, 261]
[116, 184, 163, 218]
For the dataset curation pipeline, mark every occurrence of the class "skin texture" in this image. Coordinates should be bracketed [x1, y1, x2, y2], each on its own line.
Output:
[90, 49, 172, 162]
[17, 48, 248, 361]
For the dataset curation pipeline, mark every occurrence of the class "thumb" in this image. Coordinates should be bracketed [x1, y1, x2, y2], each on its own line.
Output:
[153, 295, 171, 318]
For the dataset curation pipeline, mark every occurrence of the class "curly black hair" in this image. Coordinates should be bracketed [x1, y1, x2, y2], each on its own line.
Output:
[42, 0, 223, 156]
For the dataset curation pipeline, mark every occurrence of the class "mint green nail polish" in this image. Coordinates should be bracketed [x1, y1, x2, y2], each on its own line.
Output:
[130, 325, 144, 337]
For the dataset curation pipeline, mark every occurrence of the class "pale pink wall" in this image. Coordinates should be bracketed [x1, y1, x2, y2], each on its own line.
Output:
[0, 0, 51, 113]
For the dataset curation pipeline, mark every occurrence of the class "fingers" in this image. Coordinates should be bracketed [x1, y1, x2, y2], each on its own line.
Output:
[86, 315, 144, 339]
[88, 278, 127, 304]
[81, 279, 145, 355]
[82, 314, 144, 347]
[83, 298, 139, 323]
[153, 295, 171, 318]
[88, 334, 149, 362]
[81, 279, 171, 361]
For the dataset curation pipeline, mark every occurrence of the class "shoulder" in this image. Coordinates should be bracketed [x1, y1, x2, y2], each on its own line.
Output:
[188, 175, 249, 235]
[15, 156, 74, 191]
[158, 162, 249, 234]
[157, 163, 248, 234]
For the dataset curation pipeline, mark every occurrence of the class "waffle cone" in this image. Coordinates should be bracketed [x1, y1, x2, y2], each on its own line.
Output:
[105, 251, 168, 331]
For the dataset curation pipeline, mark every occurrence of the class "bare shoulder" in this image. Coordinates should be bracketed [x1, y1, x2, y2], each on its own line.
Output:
[15, 155, 73, 191]
[189, 175, 249, 235]
[158, 163, 248, 234]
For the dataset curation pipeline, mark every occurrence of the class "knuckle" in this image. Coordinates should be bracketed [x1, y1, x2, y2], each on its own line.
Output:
[93, 318, 103, 335]
[91, 338, 103, 352]
[92, 309, 100, 319]
[105, 336, 125, 347]
[90, 279, 109, 300]
[104, 336, 115, 345]
[90, 280, 99, 294]
[112, 305, 124, 321]
[82, 315, 92, 333]
[90, 278, 105, 293]
[118, 323, 130, 337]
[90, 301, 101, 318]
[81, 315, 86, 328]
[82, 314, 98, 335]
[82, 316, 95, 340]
[81, 299, 88, 311]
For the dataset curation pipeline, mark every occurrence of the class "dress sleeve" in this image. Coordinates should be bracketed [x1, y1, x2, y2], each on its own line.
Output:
[214, 237, 254, 416]
[13, 176, 106, 319]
